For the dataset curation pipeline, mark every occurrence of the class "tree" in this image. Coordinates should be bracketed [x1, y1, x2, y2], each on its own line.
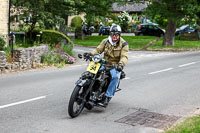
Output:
[11, 0, 75, 39]
[44, 0, 75, 25]
[145, 0, 199, 46]
[118, 0, 199, 46]
[196, 1, 200, 30]
[74, 0, 115, 26]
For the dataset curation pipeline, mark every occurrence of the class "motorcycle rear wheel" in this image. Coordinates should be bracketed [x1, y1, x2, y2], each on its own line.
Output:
[68, 85, 86, 118]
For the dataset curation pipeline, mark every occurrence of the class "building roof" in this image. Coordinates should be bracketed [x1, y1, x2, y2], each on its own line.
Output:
[111, 2, 147, 13]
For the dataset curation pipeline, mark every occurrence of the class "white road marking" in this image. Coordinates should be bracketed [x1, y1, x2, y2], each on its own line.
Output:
[128, 53, 177, 61]
[69, 64, 87, 68]
[149, 68, 174, 75]
[178, 62, 197, 67]
[73, 49, 85, 52]
[89, 48, 95, 51]
[69, 64, 88, 68]
[0, 96, 47, 109]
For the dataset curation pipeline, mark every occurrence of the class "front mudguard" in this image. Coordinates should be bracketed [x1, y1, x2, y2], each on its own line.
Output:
[75, 79, 90, 87]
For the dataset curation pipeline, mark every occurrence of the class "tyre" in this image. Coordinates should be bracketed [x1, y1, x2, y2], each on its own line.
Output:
[68, 85, 86, 118]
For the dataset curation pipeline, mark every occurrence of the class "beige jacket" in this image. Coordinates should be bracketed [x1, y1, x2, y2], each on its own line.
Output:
[91, 37, 129, 66]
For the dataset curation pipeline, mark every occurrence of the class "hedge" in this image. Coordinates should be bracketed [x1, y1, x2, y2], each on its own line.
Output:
[40, 29, 74, 47]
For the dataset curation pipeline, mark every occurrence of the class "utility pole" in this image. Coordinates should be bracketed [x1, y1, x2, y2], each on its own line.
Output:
[8, 0, 11, 38]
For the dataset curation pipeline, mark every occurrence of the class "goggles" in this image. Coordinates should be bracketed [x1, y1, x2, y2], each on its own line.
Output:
[110, 32, 120, 36]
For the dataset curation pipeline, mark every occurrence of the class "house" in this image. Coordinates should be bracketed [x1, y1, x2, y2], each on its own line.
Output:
[111, 2, 147, 15]
[67, 2, 147, 27]
[0, 0, 9, 46]
[67, 13, 85, 27]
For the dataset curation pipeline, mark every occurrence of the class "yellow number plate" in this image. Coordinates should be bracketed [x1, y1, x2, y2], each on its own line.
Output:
[86, 61, 101, 74]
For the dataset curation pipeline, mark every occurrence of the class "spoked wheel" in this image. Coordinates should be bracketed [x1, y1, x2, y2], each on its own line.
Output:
[68, 85, 86, 118]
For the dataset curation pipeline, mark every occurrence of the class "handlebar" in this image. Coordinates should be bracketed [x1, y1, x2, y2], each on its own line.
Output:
[78, 53, 92, 61]
[78, 53, 117, 68]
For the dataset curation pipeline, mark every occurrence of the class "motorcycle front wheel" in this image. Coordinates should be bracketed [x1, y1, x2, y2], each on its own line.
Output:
[68, 85, 86, 118]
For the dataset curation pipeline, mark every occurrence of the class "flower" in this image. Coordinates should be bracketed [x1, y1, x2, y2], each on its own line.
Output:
[56, 43, 60, 48]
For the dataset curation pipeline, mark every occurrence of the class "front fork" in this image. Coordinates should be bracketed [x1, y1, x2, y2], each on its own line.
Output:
[75, 76, 96, 103]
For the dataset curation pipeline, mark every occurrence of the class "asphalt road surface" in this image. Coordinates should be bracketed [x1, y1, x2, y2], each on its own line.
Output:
[0, 46, 200, 133]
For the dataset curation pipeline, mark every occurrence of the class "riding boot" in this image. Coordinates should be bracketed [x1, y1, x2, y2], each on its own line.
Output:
[97, 96, 111, 108]
[103, 96, 111, 107]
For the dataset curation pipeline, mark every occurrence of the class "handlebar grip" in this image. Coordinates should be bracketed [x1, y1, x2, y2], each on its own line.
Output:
[78, 54, 82, 59]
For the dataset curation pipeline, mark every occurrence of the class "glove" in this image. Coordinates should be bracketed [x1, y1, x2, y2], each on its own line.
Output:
[117, 63, 123, 72]
[83, 52, 90, 57]
[83, 52, 92, 59]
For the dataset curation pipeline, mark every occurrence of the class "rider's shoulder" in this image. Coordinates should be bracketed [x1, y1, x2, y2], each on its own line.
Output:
[101, 38, 109, 43]
[120, 38, 128, 47]
[101, 38, 110, 45]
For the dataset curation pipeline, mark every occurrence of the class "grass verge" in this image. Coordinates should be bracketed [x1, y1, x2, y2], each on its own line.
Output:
[166, 115, 200, 133]
[74, 36, 200, 51]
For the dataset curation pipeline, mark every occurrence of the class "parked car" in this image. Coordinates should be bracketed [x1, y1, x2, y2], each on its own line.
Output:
[134, 24, 165, 37]
[175, 25, 195, 36]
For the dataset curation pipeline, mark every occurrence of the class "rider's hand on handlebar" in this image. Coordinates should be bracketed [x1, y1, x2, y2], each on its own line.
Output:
[117, 63, 123, 72]
[83, 52, 92, 60]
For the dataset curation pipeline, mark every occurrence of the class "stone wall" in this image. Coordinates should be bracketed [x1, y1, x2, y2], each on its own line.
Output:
[0, 45, 48, 73]
[0, 0, 9, 46]
[0, 51, 6, 68]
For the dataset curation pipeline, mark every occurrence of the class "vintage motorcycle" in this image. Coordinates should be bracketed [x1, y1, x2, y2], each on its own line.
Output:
[68, 53, 125, 118]
[82, 22, 95, 35]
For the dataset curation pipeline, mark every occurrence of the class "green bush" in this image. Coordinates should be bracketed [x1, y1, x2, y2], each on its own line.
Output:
[71, 16, 83, 32]
[71, 16, 83, 38]
[0, 36, 6, 51]
[40, 29, 74, 48]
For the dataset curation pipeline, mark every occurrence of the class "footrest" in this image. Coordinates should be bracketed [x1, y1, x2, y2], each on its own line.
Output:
[96, 102, 106, 108]
[115, 88, 122, 92]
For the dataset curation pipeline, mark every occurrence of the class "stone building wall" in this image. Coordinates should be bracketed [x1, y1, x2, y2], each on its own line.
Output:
[0, 45, 48, 73]
[0, 0, 9, 46]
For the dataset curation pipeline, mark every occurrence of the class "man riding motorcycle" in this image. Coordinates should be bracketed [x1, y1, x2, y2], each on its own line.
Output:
[84, 24, 129, 107]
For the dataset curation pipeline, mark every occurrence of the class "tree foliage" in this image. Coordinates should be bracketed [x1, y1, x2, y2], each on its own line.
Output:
[145, 0, 199, 27]
[74, 0, 115, 26]
[71, 16, 83, 33]
[145, 0, 199, 46]
[121, 0, 200, 46]
[11, 0, 75, 38]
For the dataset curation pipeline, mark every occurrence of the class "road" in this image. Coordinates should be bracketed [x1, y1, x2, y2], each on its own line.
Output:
[0, 46, 200, 133]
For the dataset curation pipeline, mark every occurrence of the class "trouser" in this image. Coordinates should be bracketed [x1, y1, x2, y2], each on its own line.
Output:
[106, 68, 121, 97]
[100, 66, 121, 98]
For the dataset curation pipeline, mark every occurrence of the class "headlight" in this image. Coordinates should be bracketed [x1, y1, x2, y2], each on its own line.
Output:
[92, 54, 101, 63]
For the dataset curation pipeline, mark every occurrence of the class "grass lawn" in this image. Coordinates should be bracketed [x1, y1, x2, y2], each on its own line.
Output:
[165, 116, 200, 133]
[73, 36, 200, 51]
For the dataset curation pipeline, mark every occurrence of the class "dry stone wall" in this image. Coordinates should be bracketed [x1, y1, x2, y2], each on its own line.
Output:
[0, 51, 6, 68]
[0, 45, 48, 73]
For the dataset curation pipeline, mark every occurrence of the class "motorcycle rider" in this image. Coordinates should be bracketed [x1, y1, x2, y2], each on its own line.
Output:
[99, 22, 104, 35]
[84, 24, 129, 107]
